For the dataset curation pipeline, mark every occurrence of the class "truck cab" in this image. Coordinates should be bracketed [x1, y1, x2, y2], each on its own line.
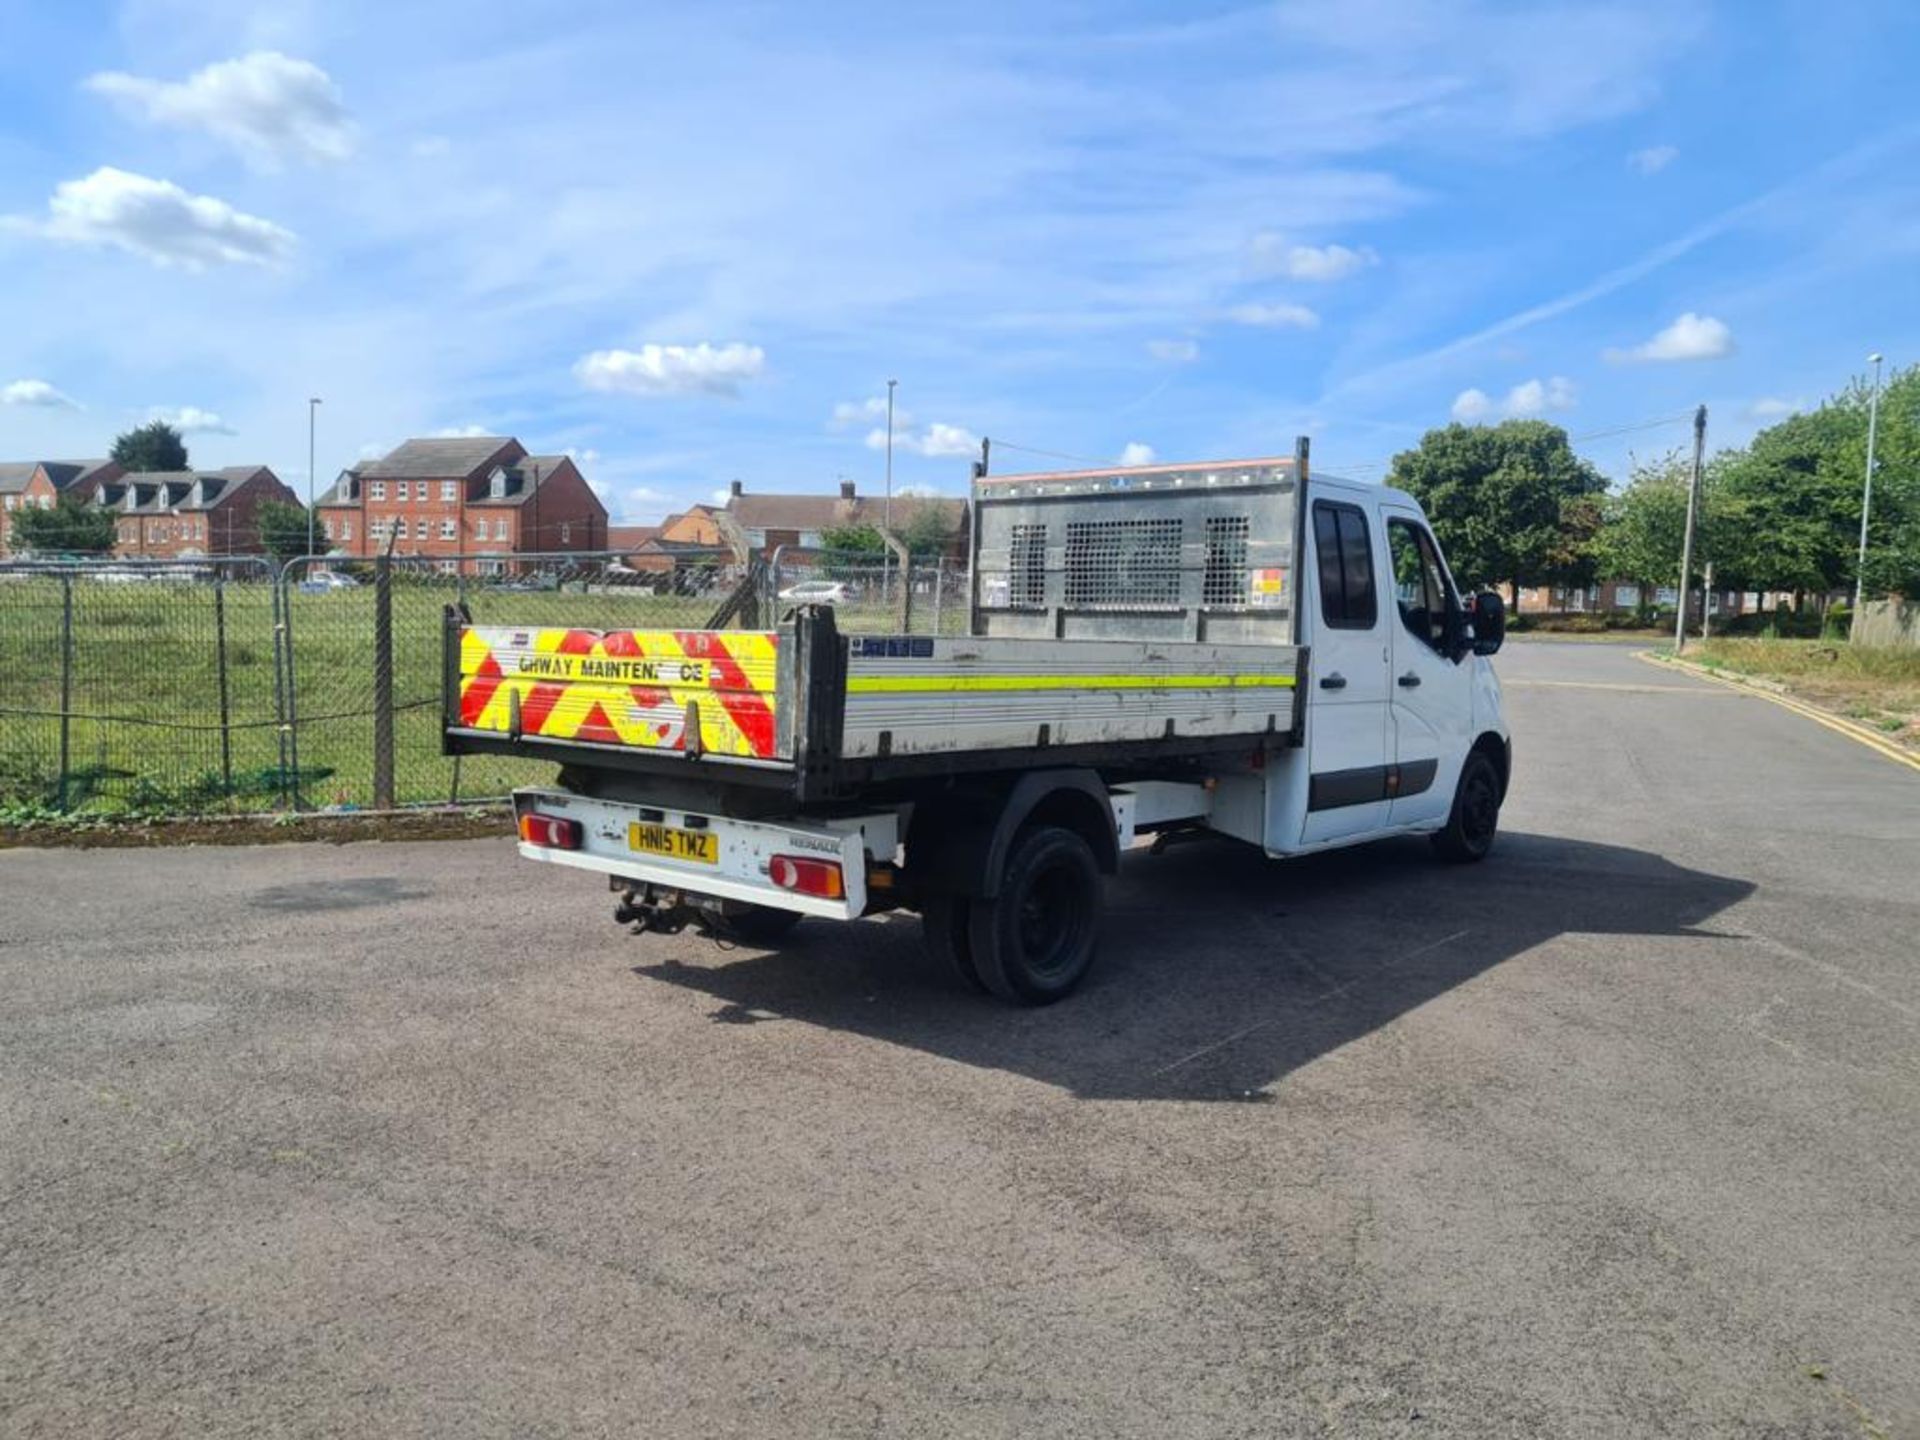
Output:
[444, 443, 1508, 1005]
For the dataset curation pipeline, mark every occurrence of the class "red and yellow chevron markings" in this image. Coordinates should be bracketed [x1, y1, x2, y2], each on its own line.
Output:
[458, 626, 781, 759]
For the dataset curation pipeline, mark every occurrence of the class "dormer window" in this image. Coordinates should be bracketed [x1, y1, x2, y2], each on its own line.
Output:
[488, 467, 508, 499]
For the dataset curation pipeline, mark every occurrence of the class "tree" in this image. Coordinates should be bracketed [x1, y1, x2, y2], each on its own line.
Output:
[255, 499, 316, 561]
[1386, 420, 1608, 610]
[819, 523, 887, 556]
[1592, 452, 1697, 617]
[11, 494, 118, 555]
[110, 420, 190, 473]
[898, 502, 957, 559]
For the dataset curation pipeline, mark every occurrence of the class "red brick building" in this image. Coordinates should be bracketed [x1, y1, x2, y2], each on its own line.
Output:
[0, 459, 122, 557]
[96, 467, 298, 558]
[315, 437, 607, 573]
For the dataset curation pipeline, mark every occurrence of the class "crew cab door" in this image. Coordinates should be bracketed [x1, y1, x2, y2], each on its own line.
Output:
[1383, 508, 1474, 828]
[1299, 497, 1392, 843]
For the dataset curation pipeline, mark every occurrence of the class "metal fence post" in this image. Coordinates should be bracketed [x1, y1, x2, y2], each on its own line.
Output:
[57, 573, 73, 812]
[269, 567, 292, 808]
[932, 562, 944, 635]
[282, 564, 304, 808]
[373, 553, 395, 809]
[214, 574, 234, 800]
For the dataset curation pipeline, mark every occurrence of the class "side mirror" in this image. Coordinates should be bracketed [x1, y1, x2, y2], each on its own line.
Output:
[1468, 591, 1506, 656]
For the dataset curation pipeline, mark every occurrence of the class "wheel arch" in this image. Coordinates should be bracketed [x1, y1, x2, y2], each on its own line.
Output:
[1470, 730, 1511, 801]
[905, 768, 1119, 900]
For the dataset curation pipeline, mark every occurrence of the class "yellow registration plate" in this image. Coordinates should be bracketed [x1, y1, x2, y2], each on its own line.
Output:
[629, 822, 718, 865]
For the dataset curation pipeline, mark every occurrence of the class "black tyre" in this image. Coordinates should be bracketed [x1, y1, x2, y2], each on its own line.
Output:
[920, 889, 987, 993]
[1432, 750, 1501, 862]
[966, 825, 1103, 1005]
[711, 905, 805, 945]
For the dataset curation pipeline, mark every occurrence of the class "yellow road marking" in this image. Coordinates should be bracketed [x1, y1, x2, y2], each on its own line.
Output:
[846, 673, 1297, 694]
[1635, 651, 1920, 776]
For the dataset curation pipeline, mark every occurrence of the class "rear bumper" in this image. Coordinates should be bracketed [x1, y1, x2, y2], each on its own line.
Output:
[510, 788, 895, 920]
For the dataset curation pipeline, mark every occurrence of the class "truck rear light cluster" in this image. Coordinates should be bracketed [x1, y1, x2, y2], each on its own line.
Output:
[519, 813, 583, 850]
[768, 854, 844, 899]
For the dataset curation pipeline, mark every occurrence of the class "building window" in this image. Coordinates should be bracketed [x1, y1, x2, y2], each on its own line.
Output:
[440, 481, 458, 502]
[560, 522, 571, 544]
[343, 520, 353, 541]
[370, 481, 387, 501]
[472, 517, 487, 539]
[415, 518, 430, 540]
[494, 518, 508, 542]
[439, 519, 457, 540]
[438, 559, 458, 575]
[322, 518, 333, 539]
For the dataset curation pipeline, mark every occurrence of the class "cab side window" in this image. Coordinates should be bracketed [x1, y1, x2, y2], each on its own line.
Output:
[1313, 501, 1376, 630]
[1387, 519, 1453, 652]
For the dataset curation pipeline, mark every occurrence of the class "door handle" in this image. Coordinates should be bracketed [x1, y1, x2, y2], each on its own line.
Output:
[1398, 672, 1422, 688]
[1318, 672, 1347, 691]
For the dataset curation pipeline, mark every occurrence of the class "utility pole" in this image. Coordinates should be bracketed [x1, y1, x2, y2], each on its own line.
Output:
[1674, 403, 1706, 654]
[1852, 353, 1884, 635]
[307, 397, 323, 558]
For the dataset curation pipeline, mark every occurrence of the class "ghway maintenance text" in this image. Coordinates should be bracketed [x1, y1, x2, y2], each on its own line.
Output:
[516, 655, 708, 683]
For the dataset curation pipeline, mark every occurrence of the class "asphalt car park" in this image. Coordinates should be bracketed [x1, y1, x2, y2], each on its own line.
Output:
[2, 641, 1916, 1438]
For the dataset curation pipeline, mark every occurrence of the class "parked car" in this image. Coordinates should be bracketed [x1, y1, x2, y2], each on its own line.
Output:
[297, 571, 361, 594]
[777, 579, 852, 605]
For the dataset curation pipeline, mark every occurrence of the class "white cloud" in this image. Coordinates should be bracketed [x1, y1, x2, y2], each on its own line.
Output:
[1451, 388, 1493, 422]
[1119, 442, 1157, 466]
[565, 446, 602, 468]
[575, 342, 766, 397]
[1749, 397, 1805, 420]
[33, 167, 295, 268]
[1225, 301, 1320, 330]
[149, 405, 235, 434]
[867, 422, 979, 458]
[1453, 376, 1576, 422]
[1606, 312, 1734, 363]
[1250, 237, 1379, 282]
[1146, 338, 1199, 363]
[86, 52, 354, 169]
[831, 395, 911, 428]
[1627, 145, 1679, 176]
[1504, 375, 1577, 416]
[2, 379, 78, 408]
[432, 424, 492, 438]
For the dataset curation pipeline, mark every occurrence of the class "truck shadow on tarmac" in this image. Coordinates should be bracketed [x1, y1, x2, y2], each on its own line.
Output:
[633, 831, 1756, 1101]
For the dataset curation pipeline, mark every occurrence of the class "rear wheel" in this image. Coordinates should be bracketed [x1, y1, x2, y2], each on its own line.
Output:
[967, 825, 1103, 1005]
[920, 890, 986, 993]
[1432, 750, 1501, 862]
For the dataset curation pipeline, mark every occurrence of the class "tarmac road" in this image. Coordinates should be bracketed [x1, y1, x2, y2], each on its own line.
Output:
[2, 640, 1916, 1438]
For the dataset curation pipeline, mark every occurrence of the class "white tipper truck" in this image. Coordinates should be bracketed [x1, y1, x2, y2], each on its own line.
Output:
[442, 440, 1511, 1004]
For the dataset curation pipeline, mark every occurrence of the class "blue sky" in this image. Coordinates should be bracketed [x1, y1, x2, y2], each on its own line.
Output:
[2, 0, 1918, 520]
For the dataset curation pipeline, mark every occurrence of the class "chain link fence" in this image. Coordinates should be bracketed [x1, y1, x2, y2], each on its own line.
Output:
[0, 548, 970, 818]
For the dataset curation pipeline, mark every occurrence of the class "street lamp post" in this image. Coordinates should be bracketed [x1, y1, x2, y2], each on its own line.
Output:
[884, 378, 897, 604]
[307, 396, 323, 559]
[1851, 354, 1884, 631]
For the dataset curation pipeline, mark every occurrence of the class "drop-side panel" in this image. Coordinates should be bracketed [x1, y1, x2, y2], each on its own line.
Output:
[454, 624, 785, 761]
[839, 634, 1301, 757]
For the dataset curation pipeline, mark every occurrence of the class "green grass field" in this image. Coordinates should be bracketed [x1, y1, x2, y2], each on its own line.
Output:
[0, 576, 732, 815]
[0, 573, 963, 816]
[1682, 637, 1920, 749]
